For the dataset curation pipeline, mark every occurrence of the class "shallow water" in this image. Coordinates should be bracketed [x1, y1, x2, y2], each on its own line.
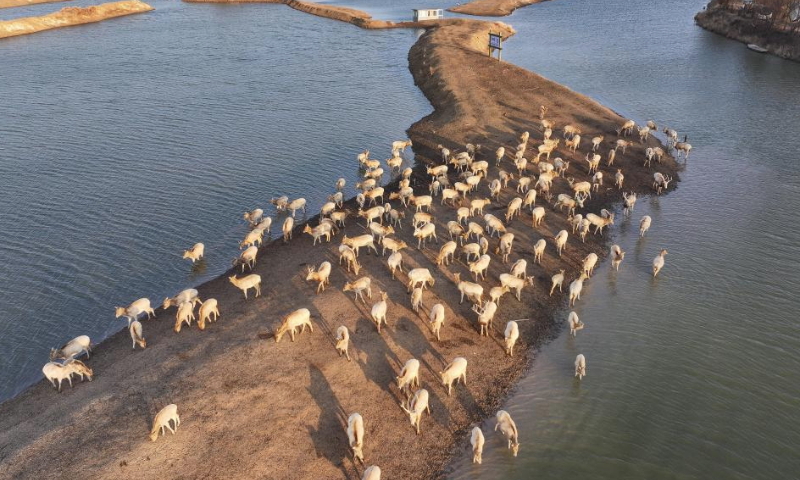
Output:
[1, 0, 798, 478]
[0, 0, 432, 400]
[444, 0, 800, 479]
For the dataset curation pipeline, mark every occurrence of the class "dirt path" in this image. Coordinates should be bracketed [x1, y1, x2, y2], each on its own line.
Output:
[0, 3, 680, 480]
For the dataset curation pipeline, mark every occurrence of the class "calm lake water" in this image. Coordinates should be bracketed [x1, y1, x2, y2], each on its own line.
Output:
[0, 0, 433, 400]
[442, 0, 800, 479]
[1, 0, 798, 478]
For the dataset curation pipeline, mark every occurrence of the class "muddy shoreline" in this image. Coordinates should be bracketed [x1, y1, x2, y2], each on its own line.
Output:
[0, 1, 680, 479]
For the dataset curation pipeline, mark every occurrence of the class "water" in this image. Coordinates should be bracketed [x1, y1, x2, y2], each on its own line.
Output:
[1, 0, 798, 478]
[443, 0, 800, 479]
[0, 0, 432, 400]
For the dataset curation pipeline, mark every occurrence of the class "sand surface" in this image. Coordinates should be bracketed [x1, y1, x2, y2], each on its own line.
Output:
[0, 0, 70, 11]
[0, 2, 680, 479]
[0, 0, 153, 39]
[449, 0, 548, 17]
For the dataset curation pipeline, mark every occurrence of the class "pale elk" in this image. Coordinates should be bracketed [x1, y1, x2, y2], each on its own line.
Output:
[639, 215, 652, 237]
[568, 311, 585, 337]
[305, 261, 331, 293]
[611, 244, 626, 271]
[575, 354, 587, 380]
[653, 249, 668, 277]
[336, 326, 351, 361]
[344, 277, 372, 304]
[550, 269, 565, 296]
[228, 274, 261, 299]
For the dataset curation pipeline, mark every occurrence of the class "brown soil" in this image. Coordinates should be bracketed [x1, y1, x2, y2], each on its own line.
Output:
[0, 0, 70, 11]
[696, 5, 800, 62]
[0, 2, 680, 480]
[0, 0, 153, 40]
[449, 0, 548, 17]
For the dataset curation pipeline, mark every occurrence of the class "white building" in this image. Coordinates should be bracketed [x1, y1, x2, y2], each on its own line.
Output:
[413, 8, 444, 21]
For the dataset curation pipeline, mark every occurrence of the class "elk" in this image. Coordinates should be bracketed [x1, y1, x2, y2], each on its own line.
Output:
[566, 134, 581, 153]
[555, 193, 586, 217]
[302, 223, 333, 245]
[149, 404, 180, 442]
[495, 146, 505, 166]
[591, 135, 604, 151]
[342, 234, 378, 256]
[472, 300, 498, 336]
[563, 125, 581, 138]
[50, 335, 91, 361]
[400, 388, 431, 435]
[495, 410, 520, 456]
[306, 261, 331, 293]
[575, 354, 587, 380]
[344, 277, 372, 304]
[532, 206, 546, 227]
[615, 139, 631, 154]
[653, 172, 672, 194]
[504, 320, 519, 356]
[440, 357, 468, 395]
[567, 177, 592, 199]
[495, 232, 515, 263]
[471, 427, 485, 464]
[583, 252, 599, 277]
[639, 215, 652, 237]
[611, 244, 626, 271]
[569, 273, 588, 306]
[182, 243, 205, 263]
[568, 311, 585, 337]
[347, 413, 364, 463]
[396, 358, 421, 398]
[554, 230, 569, 257]
[243, 208, 264, 225]
[130, 320, 146, 349]
[653, 249, 668, 277]
[229, 274, 261, 299]
[607, 148, 616, 166]
[585, 210, 615, 235]
[499, 273, 534, 301]
[586, 152, 601, 173]
[387, 251, 403, 278]
[274, 308, 314, 343]
[617, 119, 636, 136]
[623, 192, 637, 216]
[550, 269, 565, 296]
[429, 303, 445, 341]
[407, 268, 435, 292]
[114, 298, 156, 323]
[234, 246, 258, 273]
[414, 223, 438, 248]
[336, 326, 351, 361]
[674, 141, 692, 160]
[453, 272, 483, 305]
[436, 241, 457, 266]
[198, 298, 220, 330]
[615, 169, 624, 190]
[533, 238, 546, 264]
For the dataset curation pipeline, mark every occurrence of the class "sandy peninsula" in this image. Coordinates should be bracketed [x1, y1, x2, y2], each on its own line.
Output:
[0, 1, 680, 479]
[0, 0, 70, 10]
[449, 0, 549, 17]
[0, 0, 153, 40]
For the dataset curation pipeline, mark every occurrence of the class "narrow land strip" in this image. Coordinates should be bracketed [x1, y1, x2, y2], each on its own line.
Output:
[0, 1, 680, 479]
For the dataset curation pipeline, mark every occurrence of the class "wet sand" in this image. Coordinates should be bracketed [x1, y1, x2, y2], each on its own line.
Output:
[449, 0, 548, 17]
[0, 1, 680, 479]
[0, 0, 153, 40]
[0, 0, 70, 10]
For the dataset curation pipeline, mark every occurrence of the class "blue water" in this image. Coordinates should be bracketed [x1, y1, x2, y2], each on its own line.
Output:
[0, 0, 431, 400]
[1, 0, 798, 478]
